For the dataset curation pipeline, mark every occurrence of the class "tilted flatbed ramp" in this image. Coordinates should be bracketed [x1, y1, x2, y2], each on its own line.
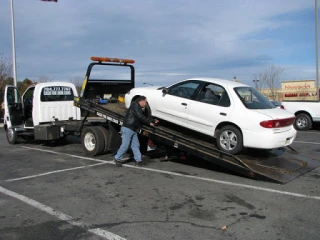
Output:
[76, 100, 320, 184]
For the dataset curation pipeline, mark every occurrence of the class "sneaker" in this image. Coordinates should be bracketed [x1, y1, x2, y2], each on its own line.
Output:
[135, 161, 146, 167]
[114, 160, 122, 167]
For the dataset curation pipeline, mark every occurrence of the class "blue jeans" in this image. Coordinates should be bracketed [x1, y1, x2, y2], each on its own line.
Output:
[115, 127, 142, 162]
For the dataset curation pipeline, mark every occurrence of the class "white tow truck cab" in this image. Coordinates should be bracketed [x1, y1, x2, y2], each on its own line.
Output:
[4, 82, 81, 143]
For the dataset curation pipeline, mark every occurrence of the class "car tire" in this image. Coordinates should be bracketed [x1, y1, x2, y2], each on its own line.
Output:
[6, 128, 18, 144]
[81, 126, 105, 156]
[294, 113, 312, 131]
[216, 125, 243, 155]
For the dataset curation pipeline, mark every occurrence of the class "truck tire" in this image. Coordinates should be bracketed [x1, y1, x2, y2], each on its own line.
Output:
[294, 113, 312, 131]
[216, 125, 243, 155]
[97, 126, 110, 154]
[6, 128, 18, 145]
[81, 126, 105, 156]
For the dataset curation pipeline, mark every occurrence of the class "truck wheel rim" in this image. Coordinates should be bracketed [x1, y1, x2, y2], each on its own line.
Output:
[220, 130, 237, 151]
[297, 117, 307, 128]
[7, 129, 14, 142]
[84, 132, 96, 151]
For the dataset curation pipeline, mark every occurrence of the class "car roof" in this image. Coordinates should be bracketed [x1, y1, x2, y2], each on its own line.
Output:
[184, 78, 249, 88]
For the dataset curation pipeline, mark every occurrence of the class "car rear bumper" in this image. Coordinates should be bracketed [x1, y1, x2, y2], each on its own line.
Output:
[243, 127, 297, 149]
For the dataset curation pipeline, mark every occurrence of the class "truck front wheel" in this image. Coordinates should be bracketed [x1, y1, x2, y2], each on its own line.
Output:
[81, 126, 105, 156]
[294, 113, 312, 131]
[6, 128, 18, 144]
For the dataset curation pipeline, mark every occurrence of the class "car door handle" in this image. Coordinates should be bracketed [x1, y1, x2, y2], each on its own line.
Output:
[181, 103, 188, 106]
[220, 112, 227, 116]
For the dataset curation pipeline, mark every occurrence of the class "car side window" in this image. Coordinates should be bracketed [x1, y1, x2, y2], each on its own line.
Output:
[196, 83, 230, 107]
[168, 81, 201, 99]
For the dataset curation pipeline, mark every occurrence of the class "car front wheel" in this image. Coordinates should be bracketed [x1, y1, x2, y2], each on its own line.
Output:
[216, 125, 243, 155]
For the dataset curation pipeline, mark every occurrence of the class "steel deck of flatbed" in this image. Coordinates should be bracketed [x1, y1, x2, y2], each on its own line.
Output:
[76, 99, 320, 183]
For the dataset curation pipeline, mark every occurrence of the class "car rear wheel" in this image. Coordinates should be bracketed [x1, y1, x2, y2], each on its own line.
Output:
[216, 125, 243, 155]
[294, 113, 312, 131]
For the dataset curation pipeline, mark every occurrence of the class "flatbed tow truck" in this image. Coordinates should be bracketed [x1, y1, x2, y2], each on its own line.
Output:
[73, 56, 320, 184]
[4, 56, 319, 183]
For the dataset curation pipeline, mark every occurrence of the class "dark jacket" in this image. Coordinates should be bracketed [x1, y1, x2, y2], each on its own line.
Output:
[123, 101, 153, 132]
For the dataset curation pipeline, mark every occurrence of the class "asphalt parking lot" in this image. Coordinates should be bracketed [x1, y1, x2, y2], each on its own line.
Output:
[0, 127, 320, 240]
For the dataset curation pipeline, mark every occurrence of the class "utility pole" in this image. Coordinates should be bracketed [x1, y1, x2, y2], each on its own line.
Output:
[10, 0, 17, 87]
[316, 0, 320, 100]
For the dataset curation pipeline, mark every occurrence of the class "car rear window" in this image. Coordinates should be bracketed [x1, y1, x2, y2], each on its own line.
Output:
[41, 86, 74, 102]
[234, 87, 274, 109]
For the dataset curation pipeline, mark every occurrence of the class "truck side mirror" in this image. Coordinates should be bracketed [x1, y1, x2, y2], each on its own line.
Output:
[162, 88, 169, 94]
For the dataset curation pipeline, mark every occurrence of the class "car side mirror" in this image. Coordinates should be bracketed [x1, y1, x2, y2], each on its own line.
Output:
[162, 88, 168, 94]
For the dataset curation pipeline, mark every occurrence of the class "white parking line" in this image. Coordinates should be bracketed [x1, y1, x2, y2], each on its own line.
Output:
[0, 186, 126, 240]
[22, 146, 320, 201]
[294, 141, 320, 145]
[5, 162, 107, 182]
[21, 146, 106, 163]
[298, 131, 320, 134]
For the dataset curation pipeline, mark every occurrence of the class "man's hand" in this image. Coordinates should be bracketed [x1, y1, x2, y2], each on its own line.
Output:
[154, 119, 159, 124]
[150, 122, 155, 127]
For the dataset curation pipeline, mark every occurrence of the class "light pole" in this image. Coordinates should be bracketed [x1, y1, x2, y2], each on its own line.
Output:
[10, 0, 17, 87]
[253, 79, 259, 90]
[315, 0, 320, 100]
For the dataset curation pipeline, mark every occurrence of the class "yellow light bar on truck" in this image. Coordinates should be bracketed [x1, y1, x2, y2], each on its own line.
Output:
[90, 56, 135, 64]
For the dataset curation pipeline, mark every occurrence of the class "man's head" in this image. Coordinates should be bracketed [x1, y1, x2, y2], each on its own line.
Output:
[135, 96, 147, 108]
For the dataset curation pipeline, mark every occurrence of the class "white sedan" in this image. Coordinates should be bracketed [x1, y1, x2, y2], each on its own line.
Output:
[125, 78, 297, 154]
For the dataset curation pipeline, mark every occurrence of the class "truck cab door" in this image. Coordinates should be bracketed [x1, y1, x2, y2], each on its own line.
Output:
[4, 86, 24, 129]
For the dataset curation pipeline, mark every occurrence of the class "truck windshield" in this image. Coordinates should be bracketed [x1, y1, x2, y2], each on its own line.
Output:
[234, 87, 274, 109]
[41, 86, 74, 102]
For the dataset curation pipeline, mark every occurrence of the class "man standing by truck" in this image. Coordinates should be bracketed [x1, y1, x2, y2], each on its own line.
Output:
[114, 96, 159, 167]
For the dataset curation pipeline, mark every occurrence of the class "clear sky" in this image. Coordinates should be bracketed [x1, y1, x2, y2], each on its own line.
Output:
[0, 0, 317, 86]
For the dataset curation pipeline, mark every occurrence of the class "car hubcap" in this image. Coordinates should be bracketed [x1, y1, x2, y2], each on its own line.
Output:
[220, 130, 238, 151]
[84, 132, 96, 151]
[297, 117, 307, 128]
[7, 129, 14, 142]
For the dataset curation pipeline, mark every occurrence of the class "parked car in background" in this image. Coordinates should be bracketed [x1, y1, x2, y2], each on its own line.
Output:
[281, 100, 320, 130]
[125, 78, 297, 154]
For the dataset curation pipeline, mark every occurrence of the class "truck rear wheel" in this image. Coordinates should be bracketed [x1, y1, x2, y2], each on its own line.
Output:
[6, 128, 18, 145]
[81, 126, 105, 156]
[97, 126, 110, 154]
[216, 125, 243, 155]
[294, 113, 312, 131]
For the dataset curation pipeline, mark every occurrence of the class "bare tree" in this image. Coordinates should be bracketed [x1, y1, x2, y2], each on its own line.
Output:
[254, 65, 284, 100]
[0, 54, 13, 111]
[37, 75, 52, 83]
[69, 76, 83, 95]
[0, 54, 12, 81]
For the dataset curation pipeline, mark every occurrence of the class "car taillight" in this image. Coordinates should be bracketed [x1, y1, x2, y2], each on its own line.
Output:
[260, 117, 295, 128]
[280, 105, 285, 109]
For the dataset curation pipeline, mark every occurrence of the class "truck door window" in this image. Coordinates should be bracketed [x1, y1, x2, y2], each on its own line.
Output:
[7, 87, 21, 105]
[40, 86, 74, 102]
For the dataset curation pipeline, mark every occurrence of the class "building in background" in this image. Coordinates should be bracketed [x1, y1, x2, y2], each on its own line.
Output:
[260, 80, 318, 101]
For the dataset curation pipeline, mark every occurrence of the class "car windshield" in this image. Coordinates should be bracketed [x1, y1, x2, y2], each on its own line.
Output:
[234, 87, 274, 109]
